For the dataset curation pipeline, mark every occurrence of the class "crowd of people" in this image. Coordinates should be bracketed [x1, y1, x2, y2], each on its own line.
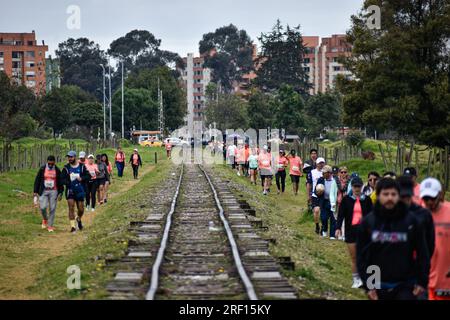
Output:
[33, 147, 143, 233]
[224, 143, 449, 300]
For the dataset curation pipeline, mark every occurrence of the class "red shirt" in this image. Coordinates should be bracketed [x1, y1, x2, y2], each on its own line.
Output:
[289, 156, 302, 176]
[132, 154, 139, 166]
[43, 166, 57, 190]
[258, 153, 272, 170]
[276, 156, 289, 171]
[115, 152, 125, 162]
[165, 143, 172, 151]
[429, 201, 450, 294]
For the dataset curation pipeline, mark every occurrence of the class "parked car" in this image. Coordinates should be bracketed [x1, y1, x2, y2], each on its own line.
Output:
[164, 137, 190, 147]
[139, 138, 163, 147]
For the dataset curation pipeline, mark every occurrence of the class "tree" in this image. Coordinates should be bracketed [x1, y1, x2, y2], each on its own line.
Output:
[305, 92, 343, 130]
[111, 88, 158, 133]
[125, 66, 186, 131]
[56, 38, 107, 100]
[108, 30, 183, 83]
[205, 93, 249, 131]
[0, 72, 39, 142]
[72, 102, 103, 136]
[255, 20, 311, 94]
[247, 88, 275, 129]
[199, 24, 254, 92]
[337, 0, 450, 147]
[272, 85, 306, 134]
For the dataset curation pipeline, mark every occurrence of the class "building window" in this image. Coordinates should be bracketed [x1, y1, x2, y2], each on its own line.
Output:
[333, 66, 341, 71]
[12, 61, 22, 69]
[12, 51, 22, 59]
[304, 58, 310, 64]
[28, 40, 34, 46]
[25, 51, 35, 58]
[304, 67, 310, 72]
[26, 61, 35, 68]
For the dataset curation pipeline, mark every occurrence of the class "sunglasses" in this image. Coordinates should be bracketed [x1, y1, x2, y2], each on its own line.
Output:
[423, 196, 438, 202]
[340, 171, 347, 174]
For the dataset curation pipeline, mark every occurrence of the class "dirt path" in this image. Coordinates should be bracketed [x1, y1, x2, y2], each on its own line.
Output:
[0, 165, 155, 299]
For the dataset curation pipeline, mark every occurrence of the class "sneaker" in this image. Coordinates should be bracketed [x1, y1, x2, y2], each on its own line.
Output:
[237, 172, 241, 176]
[330, 237, 336, 240]
[86, 205, 90, 211]
[91, 208, 95, 212]
[76, 218, 83, 231]
[104, 199, 107, 203]
[41, 220, 48, 229]
[47, 227, 54, 233]
[315, 224, 320, 234]
[352, 278, 363, 289]
[70, 227, 77, 233]
[321, 231, 327, 237]
[262, 190, 267, 195]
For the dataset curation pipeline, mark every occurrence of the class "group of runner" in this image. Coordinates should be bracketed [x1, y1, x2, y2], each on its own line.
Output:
[33, 147, 143, 233]
[225, 144, 449, 300]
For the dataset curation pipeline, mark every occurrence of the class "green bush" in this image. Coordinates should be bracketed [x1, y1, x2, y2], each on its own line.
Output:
[345, 131, 365, 147]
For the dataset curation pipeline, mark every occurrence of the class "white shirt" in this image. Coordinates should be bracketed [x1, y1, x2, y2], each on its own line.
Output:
[227, 145, 237, 157]
[311, 168, 323, 198]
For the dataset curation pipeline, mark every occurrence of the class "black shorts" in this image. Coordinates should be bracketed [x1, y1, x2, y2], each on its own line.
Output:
[344, 225, 360, 243]
[311, 196, 320, 208]
[97, 178, 107, 186]
[290, 174, 300, 183]
[260, 174, 273, 179]
[66, 189, 85, 202]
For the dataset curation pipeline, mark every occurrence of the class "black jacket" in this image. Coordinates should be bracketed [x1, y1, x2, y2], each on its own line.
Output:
[33, 165, 64, 196]
[357, 201, 430, 289]
[410, 203, 435, 256]
[337, 195, 373, 231]
[129, 154, 142, 166]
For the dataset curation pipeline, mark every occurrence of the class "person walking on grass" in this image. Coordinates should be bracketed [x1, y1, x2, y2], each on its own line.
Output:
[335, 176, 373, 289]
[258, 145, 272, 195]
[247, 148, 259, 185]
[275, 149, 289, 194]
[95, 154, 109, 205]
[314, 165, 338, 239]
[307, 157, 325, 234]
[130, 148, 142, 179]
[33, 155, 64, 233]
[357, 178, 430, 300]
[165, 140, 172, 159]
[102, 153, 112, 203]
[84, 154, 99, 212]
[61, 151, 90, 233]
[287, 149, 302, 196]
[420, 177, 450, 300]
[114, 147, 126, 178]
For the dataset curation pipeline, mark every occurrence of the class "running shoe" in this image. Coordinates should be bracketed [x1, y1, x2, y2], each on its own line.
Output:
[315, 224, 320, 234]
[41, 220, 48, 229]
[91, 208, 95, 212]
[330, 237, 336, 240]
[86, 205, 90, 211]
[70, 227, 77, 233]
[352, 278, 363, 288]
[77, 218, 83, 230]
[321, 231, 327, 237]
[47, 227, 54, 233]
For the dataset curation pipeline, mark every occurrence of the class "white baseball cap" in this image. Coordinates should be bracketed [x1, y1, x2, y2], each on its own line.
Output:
[79, 151, 86, 158]
[87, 154, 95, 159]
[316, 157, 325, 164]
[420, 177, 442, 198]
[134, 148, 138, 152]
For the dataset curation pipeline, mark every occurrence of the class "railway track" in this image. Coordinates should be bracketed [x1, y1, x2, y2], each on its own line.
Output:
[107, 163, 297, 300]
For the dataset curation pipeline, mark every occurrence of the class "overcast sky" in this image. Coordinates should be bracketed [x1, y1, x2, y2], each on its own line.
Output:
[0, 0, 363, 58]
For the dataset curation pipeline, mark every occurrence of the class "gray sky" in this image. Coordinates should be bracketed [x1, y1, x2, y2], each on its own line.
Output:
[0, 0, 363, 58]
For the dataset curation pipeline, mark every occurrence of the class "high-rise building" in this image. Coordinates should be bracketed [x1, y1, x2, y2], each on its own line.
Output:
[0, 31, 48, 95]
[303, 34, 353, 94]
[179, 54, 211, 126]
[45, 55, 60, 92]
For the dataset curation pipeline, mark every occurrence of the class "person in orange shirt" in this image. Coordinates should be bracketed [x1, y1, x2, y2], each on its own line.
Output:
[114, 147, 126, 177]
[287, 149, 303, 196]
[129, 149, 142, 179]
[404, 167, 422, 206]
[258, 146, 272, 195]
[420, 177, 450, 300]
[235, 144, 246, 177]
[165, 140, 172, 159]
[243, 143, 250, 177]
[275, 150, 289, 194]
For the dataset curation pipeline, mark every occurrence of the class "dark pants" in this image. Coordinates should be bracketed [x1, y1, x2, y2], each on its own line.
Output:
[116, 161, 124, 177]
[320, 199, 336, 236]
[132, 164, 139, 179]
[377, 283, 417, 300]
[86, 180, 98, 209]
[275, 170, 286, 192]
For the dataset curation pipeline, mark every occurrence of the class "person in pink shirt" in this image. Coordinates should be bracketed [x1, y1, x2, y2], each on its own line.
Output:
[275, 150, 289, 194]
[287, 149, 303, 195]
[403, 167, 422, 206]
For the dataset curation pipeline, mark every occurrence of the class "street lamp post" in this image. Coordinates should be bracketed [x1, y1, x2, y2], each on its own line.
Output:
[108, 59, 112, 140]
[121, 60, 124, 139]
[99, 64, 106, 141]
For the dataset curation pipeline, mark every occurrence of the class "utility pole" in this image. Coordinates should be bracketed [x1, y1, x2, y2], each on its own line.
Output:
[108, 58, 112, 140]
[121, 60, 124, 139]
[158, 78, 164, 136]
[99, 64, 106, 140]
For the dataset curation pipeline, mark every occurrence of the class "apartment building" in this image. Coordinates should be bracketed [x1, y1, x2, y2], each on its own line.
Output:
[179, 53, 211, 126]
[0, 31, 48, 95]
[303, 34, 353, 94]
